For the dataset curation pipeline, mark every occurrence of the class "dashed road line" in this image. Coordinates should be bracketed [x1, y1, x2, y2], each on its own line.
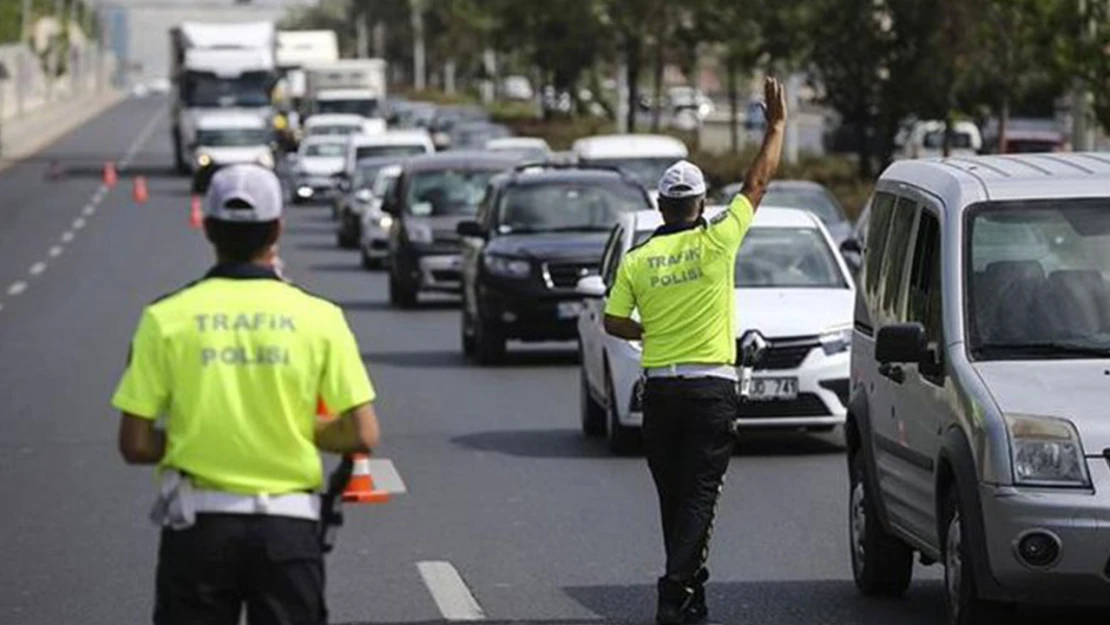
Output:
[119, 107, 165, 170]
[72, 217, 86, 230]
[29, 262, 46, 276]
[417, 561, 486, 622]
[8, 282, 28, 296]
[82, 204, 96, 216]
[61, 231, 75, 243]
[48, 246, 63, 258]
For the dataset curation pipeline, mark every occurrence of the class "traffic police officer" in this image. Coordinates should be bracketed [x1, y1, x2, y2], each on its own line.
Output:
[113, 164, 381, 625]
[603, 77, 787, 625]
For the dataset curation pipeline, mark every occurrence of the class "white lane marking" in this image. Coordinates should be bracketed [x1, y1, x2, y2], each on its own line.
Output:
[72, 218, 86, 230]
[48, 246, 63, 258]
[8, 282, 27, 296]
[29, 262, 46, 276]
[366, 458, 407, 494]
[61, 231, 75, 243]
[82, 204, 96, 216]
[417, 561, 486, 622]
[119, 107, 165, 169]
[92, 188, 105, 204]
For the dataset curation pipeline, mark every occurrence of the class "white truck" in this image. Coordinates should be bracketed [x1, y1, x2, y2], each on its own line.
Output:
[276, 30, 339, 114]
[304, 59, 387, 122]
[169, 21, 278, 174]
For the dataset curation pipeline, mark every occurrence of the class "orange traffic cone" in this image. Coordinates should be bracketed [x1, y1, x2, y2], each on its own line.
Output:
[342, 453, 390, 504]
[133, 176, 149, 204]
[103, 161, 117, 188]
[189, 195, 203, 229]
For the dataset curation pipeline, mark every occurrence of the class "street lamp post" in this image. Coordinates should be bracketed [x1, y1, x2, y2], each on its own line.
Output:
[411, 0, 426, 91]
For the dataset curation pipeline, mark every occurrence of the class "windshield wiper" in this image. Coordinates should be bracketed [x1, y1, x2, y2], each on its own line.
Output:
[974, 341, 1110, 358]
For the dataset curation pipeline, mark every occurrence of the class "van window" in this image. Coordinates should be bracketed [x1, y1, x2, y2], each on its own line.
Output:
[880, 199, 919, 322]
[863, 192, 896, 306]
[907, 211, 942, 346]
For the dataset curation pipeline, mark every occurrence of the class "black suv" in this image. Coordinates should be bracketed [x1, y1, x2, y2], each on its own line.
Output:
[457, 164, 653, 363]
[384, 151, 522, 307]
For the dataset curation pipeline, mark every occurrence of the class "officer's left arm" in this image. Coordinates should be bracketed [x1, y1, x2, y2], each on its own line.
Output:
[603, 258, 643, 340]
[118, 415, 165, 465]
[112, 309, 171, 465]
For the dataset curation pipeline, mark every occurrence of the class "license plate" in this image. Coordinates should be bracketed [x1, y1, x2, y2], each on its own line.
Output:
[557, 301, 583, 319]
[749, 377, 798, 401]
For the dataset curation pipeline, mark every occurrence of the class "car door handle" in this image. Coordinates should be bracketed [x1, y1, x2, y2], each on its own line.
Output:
[878, 363, 905, 384]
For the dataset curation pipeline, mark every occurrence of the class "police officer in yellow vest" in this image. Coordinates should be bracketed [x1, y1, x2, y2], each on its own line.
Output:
[112, 164, 381, 625]
[603, 77, 787, 625]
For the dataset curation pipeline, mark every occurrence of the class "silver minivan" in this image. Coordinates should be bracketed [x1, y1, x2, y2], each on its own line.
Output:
[847, 153, 1110, 624]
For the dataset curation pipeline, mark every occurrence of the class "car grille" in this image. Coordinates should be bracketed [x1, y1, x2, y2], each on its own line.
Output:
[740, 393, 830, 417]
[431, 269, 461, 282]
[737, 336, 819, 370]
[819, 378, 850, 408]
[544, 262, 599, 289]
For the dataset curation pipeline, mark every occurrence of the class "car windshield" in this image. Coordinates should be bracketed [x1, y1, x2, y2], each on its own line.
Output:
[633, 227, 846, 288]
[498, 182, 647, 233]
[183, 71, 271, 108]
[356, 144, 427, 159]
[317, 99, 379, 117]
[302, 142, 345, 157]
[405, 169, 500, 216]
[307, 125, 359, 137]
[581, 157, 681, 188]
[968, 200, 1110, 359]
[763, 186, 847, 225]
[923, 129, 974, 149]
[196, 128, 268, 147]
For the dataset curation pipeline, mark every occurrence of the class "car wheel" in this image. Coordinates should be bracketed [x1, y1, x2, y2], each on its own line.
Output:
[360, 248, 376, 270]
[580, 364, 605, 437]
[389, 269, 417, 309]
[605, 370, 638, 455]
[474, 313, 505, 365]
[460, 304, 476, 357]
[944, 488, 1008, 625]
[849, 453, 913, 596]
[337, 222, 358, 249]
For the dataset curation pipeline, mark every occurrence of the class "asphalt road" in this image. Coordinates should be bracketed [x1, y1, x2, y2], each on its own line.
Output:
[0, 96, 1102, 625]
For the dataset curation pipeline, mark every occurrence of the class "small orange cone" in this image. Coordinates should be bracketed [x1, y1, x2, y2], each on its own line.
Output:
[133, 176, 149, 204]
[189, 195, 203, 229]
[103, 161, 117, 188]
[342, 452, 390, 504]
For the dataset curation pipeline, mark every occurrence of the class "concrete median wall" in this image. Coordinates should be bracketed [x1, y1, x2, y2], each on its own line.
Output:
[0, 42, 117, 123]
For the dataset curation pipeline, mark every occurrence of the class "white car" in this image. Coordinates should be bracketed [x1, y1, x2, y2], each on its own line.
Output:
[485, 136, 551, 162]
[343, 130, 435, 179]
[359, 164, 403, 269]
[895, 119, 982, 160]
[191, 111, 274, 173]
[571, 134, 688, 201]
[292, 135, 348, 204]
[303, 113, 386, 139]
[577, 206, 856, 453]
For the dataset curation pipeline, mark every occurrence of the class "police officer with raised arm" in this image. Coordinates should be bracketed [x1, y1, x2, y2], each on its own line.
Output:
[113, 164, 381, 625]
[603, 77, 787, 625]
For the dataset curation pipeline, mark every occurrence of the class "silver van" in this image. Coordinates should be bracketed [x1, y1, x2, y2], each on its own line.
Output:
[847, 153, 1110, 624]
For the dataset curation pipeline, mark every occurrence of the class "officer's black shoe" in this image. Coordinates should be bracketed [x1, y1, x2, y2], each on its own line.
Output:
[656, 579, 694, 625]
[683, 569, 709, 624]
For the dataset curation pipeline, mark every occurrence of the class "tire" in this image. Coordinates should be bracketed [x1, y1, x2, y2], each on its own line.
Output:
[849, 453, 914, 596]
[360, 248, 377, 270]
[605, 370, 638, 455]
[580, 365, 605, 437]
[474, 313, 505, 365]
[943, 489, 1009, 625]
[389, 270, 417, 308]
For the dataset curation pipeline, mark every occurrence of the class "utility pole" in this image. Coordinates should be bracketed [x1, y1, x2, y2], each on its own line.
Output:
[411, 0, 426, 91]
[1071, 0, 1094, 151]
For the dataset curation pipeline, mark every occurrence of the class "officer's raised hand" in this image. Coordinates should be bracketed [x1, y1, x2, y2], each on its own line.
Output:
[741, 77, 788, 209]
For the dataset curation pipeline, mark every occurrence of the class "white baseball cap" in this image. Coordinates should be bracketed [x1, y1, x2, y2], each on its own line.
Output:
[657, 160, 707, 199]
[204, 164, 283, 223]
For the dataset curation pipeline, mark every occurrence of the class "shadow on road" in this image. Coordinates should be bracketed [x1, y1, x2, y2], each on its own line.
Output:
[308, 261, 370, 274]
[292, 240, 343, 251]
[362, 349, 468, 368]
[361, 346, 578, 369]
[451, 428, 610, 459]
[340, 299, 457, 313]
[734, 430, 845, 456]
[37, 161, 179, 180]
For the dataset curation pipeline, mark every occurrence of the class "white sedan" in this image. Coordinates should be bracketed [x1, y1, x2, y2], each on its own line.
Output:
[576, 206, 856, 453]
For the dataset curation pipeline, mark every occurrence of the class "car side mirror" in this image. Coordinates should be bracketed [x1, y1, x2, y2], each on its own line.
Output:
[840, 238, 863, 274]
[456, 220, 486, 239]
[355, 188, 373, 202]
[576, 275, 606, 299]
[875, 323, 926, 365]
[840, 238, 862, 255]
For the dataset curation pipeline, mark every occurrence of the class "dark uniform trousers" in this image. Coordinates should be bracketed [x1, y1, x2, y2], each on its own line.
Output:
[155, 513, 325, 625]
[642, 377, 737, 590]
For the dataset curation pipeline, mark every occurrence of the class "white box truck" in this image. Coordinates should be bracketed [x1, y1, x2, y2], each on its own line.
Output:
[304, 59, 387, 121]
[169, 21, 278, 173]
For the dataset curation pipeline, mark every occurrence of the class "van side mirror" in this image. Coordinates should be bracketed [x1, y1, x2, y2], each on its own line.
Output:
[576, 275, 606, 299]
[875, 323, 926, 364]
[456, 220, 486, 239]
[840, 238, 863, 274]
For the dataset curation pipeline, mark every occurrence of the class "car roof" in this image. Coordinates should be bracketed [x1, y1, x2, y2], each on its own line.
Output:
[572, 134, 689, 159]
[487, 137, 550, 150]
[499, 167, 638, 187]
[305, 114, 364, 126]
[316, 89, 377, 100]
[881, 152, 1110, 210]
[626, 206, 822, 234]
[300, 134, 348, 146]
[350, 130, 432, 146]
[401, 150, 521, 172]
[195, 111, 266, 129]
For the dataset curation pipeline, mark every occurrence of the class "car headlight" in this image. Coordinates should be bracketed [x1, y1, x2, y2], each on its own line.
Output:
[819, 324, 852, 355]
[256, 152, 274, 168]
[379, 214, 394, 229]
[1004, 414, 1090, 487]
[483, 254, 531, 278]
[405, 222, 433, 244]
[195, 153, 212, 167]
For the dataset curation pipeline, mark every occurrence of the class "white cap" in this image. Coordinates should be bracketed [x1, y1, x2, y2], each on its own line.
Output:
[204, 164, 283, 223]
[657, 160, 707, 199]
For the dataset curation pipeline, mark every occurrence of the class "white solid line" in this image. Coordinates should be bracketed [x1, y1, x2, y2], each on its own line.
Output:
[61, 231, 75, 243]
[366, 458, 408, 494]
[72, 217, 86, 229]
[82, 204, 96, 216]
[8, 282, 27, 296]
[119, 107, 165, 170]
[417, 561, 486, 622]
[48, 246, 63, 258]
[29, 262, 46, 276]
